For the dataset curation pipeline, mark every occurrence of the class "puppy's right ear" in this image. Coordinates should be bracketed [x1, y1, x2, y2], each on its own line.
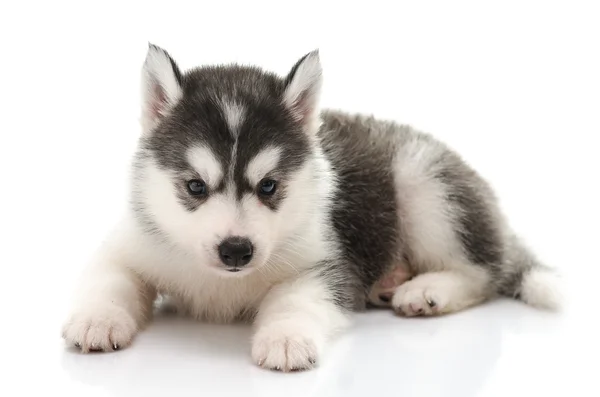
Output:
[140, 43, 183, 133]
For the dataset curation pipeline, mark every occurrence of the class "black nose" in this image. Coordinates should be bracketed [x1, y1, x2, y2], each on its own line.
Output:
[218, 237, 253, 268]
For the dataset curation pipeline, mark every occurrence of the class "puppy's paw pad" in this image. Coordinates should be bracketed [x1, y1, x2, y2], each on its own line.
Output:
[62, 304, 137, 353]
[252, 325, 319, 372]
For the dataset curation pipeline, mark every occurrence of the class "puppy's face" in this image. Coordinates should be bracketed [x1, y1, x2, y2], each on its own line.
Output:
[132, 45, 322, 275]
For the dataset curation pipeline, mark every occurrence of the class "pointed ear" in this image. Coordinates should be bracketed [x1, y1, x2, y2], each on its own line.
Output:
[140, 43, 184, 133]
[283, 50, 322, 131]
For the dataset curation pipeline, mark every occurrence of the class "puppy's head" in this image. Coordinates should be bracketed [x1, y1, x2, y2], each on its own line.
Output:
[132, 44, 323, 275]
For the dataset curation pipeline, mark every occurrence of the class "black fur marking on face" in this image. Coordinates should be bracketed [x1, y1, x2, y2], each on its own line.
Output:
[138, 63, 312, 214]
[231, 97, 310, 202]
[258, 181, 286, 211]
[176, 175, 210, 212]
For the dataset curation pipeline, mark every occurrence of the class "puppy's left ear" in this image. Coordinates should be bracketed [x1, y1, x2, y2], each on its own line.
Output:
[283, 50, 322, 132]
[140, 43, 184, 133]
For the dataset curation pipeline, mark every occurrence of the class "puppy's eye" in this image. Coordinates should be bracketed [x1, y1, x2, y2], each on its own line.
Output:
[187, 179, 207, 196]
[258, 179, 277, 196]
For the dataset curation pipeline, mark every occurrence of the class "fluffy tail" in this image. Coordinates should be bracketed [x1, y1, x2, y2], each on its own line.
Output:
[498, 235, 563, 310]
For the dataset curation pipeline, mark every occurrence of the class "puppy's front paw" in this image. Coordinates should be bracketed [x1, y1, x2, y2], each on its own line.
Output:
[251, 322, 320, 372]
[62, 303, 138, 353]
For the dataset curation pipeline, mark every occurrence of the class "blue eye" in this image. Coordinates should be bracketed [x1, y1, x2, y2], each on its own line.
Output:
[187, 179, 207, 196]
[259, 179, 277, 196]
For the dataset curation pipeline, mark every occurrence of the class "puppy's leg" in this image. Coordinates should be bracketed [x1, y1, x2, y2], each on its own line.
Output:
[62, 237, 155, 352]
[251, 269, 351, 372]
[391, 269, 490, 316]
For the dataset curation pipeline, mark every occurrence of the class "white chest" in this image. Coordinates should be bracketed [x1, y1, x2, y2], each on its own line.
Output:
[137, 253, 274, 322]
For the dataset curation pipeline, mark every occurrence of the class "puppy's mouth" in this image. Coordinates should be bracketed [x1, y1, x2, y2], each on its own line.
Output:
[217, 265, 254, 276]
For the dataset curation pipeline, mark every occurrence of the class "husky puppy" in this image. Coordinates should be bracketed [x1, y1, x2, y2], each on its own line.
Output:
[62, 44, 561, 371]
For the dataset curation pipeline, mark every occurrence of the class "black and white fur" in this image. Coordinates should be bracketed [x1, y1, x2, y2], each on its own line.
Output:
[62, 44, 561, 371]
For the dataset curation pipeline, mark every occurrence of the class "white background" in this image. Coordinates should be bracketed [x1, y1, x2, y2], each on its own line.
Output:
[1, 1, 599, 396]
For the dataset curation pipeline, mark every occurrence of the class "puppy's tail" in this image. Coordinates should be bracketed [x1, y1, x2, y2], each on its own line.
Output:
[497, 234, 563, 310]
